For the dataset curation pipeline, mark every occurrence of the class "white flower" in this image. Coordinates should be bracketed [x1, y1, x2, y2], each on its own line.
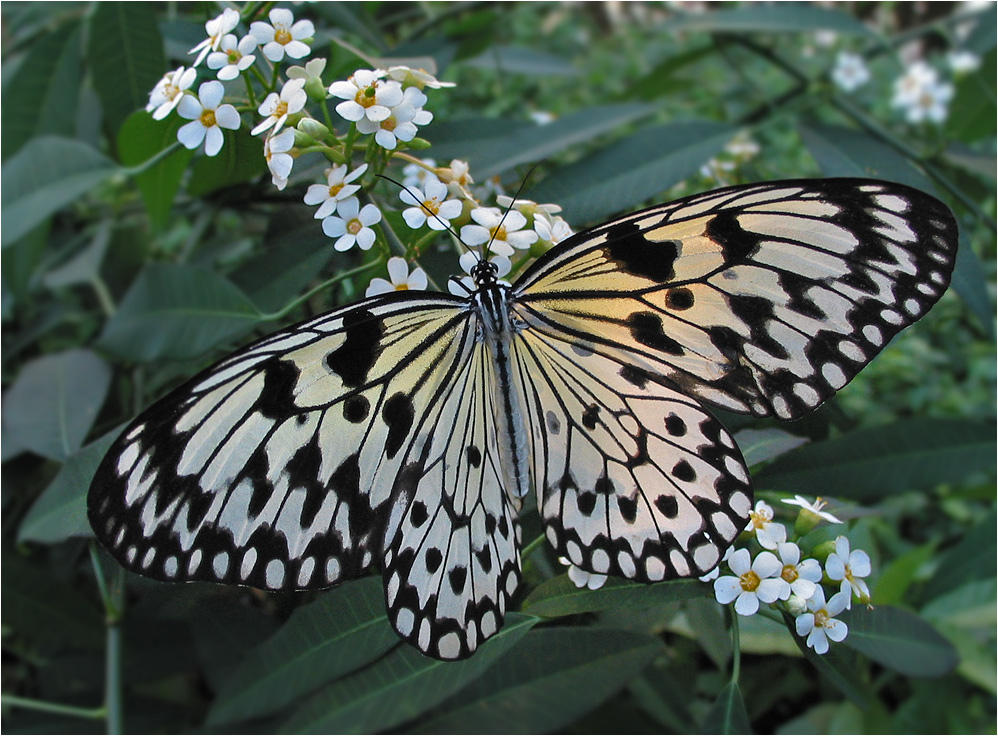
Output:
[773, 543, 822, 601]
[782, 495, 843, 524]
[400, 179, 463, 231]
[947, 50, 980, 73]
[189, 8, 240, 67]
[146, 66, 197, 120]
[356, 86, 433, 150]
[402, 159, 439, 190]
[250, 7, 314, 62]
[366, 257, 428, 296]
[287, 58, 327, 84]
[534, 213, 574, 246]
[891, 60, 954, 122]
[460, 207, 538, 258]
[265, 128, 296, 190]
[745, 500, 787, 550]
[252, 78, 307, 136]
[176, 81, 241, 157]
[530, 110, 556, 125]
[795, 587, 850, 655]
[559, 557, 607, 590]
[329, 70, 403, 124]
[304, 164, 367, 219]
[322, 197, 381, 251]
[825, 536, 872, 607]
[832, 51, 870, 92]
[386, 65, 455, 90]
[449, 251, 511, 295]
[206, 34, 257, 81]
[713, 548, 785, 616]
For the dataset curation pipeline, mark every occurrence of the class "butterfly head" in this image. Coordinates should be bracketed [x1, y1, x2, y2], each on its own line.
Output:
[470, 257, 500, 287]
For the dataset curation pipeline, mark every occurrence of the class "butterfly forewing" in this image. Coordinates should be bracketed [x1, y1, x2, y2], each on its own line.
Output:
[516, 179, 958, 419]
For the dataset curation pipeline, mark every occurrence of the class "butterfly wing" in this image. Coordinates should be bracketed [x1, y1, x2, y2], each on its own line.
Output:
[512, 321, 753, 579]
[515, 178, 958, 420]
[88, 292, 520, 659]
[511, 178, 956, 578]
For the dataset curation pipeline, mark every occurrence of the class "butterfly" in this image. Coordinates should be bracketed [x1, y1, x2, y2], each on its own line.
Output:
[88, 178, 957, 660]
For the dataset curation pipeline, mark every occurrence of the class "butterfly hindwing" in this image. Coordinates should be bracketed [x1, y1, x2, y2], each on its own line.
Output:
[513, 313, 753, 580]
[516, 178, 958, 420]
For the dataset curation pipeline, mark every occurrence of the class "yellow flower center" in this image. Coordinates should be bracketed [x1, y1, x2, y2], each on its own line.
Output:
[739, 570, 760, 592]
[347, 218, 363, 235]
[492, 225, 508, 242]
[275, 28, 292, 45]
[750, 510, 771, 530]
[781, 564, 798, 583]
[328, 183, 344, 197]
[395, 283, 410, 291]
[357, 86, 378, 107]
[275, 100, 289, 118]
[423, 198, 441, 215]
[382, 117, 397, 132]
[226, 49, 241, 63]
[200, 109, 217, 128]
[814, 608, 830, 628]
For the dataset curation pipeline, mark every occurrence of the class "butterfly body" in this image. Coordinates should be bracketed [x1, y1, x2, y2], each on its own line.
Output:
[89, 178, 958, 660]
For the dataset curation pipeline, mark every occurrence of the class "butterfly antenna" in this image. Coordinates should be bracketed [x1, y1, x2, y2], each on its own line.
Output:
[484, 162, 543, 260]
[376, 173, 466, 245]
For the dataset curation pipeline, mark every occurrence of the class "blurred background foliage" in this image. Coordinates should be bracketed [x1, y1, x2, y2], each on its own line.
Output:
[2, 1, 995, 734]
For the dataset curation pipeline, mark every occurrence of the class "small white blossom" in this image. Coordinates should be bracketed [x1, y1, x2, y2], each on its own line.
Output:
[530, 110, 556, 125]
[189, 8, 240, 67]
[892, 61, 953, 122]
[265, 128, 296, 190]
[534, 213, 574, 246]
[252, 78, 307, 136]
[449, 251, 511, 295]
[366, 257, 428, 296]
[400, 179, 463, 230]
[304, 164, 367, 219]
[322, 197, 381, 251]
[745, 500, 787, 550]
[146, 66, 197, 120]
[386, 65, 455, 90]
[783, 495, 843, 524]
[329, 70, 403, 124]
[250, 7, 314, 63]
[795, 587, 850, 654]
[436, 159, 475, 197]
[176, 81, 241, 157]
[773, 543, 822, 601]
[825, 536, 872, 607]
[356, 86, 432, 150]
[832, 51, 870, 92]
[559, 557, 607, 590]
[947, 50, 980, 73]
[206, 34, 257, 81]
[402, 159, 439, 190]
[713, 548, 785, 616]
[460, 207, 538, 257]
[287, 58, 327, 84]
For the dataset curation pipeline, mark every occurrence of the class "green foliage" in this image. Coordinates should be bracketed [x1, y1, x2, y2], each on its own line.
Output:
[2, 2, 994, 734]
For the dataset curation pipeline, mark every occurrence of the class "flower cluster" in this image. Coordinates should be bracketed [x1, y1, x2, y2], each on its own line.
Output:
[698, 132, 761, 186]
[891, 60, 956, 124]
[701, 497, 870, 655]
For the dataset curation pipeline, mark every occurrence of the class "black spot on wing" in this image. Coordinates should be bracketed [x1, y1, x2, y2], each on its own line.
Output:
[627, 312, 685, 356]
[604, 221, 681, 281]
[383, 393, 415, 459]
[704, 209, 758, 263]
[343, 395, 370, 423]
[325, 309, 383, 388]
[255, 359, 300, 419]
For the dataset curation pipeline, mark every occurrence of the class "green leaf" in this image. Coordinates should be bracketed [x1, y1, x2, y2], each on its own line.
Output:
[229, 227, 335, 313]
[667, 3, 877, 36]
[840, 606, 959, 677]
[424, 104, 657, 180]
[118, 112, 195, 231]
[463, 45, 580, 76]
[922, 578, 997, 629]
[18, 430, 120, 544]
[280, 614, 537, 734]
[1, 136, 118, 247]
[43, 220, 111, 288]
[97, 264, 262, 362]
[413, 628, 662, 734]
[2, 554, 104, 651]
[522, 574, 709, 617]
[798, 122, 929, 187]
[962, 4, 997, 55]
[525, 120, 736, 225]
[188, 127, 268, 197]
[873, 540, 938, 606]
[922, 509, 996, 602]
[207, 579, 398, 726]
[624, 45, 714, 101]
[950, 228, 996, 338]
[1, 22, 82, 160]
[86, 3, 165, 135]
[753, 418, 996, 502]
[946, 49, 996, 143]
[734, 428, 808, 468]
[2, 348, 112, 461]
[703, 681, 751, 735]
